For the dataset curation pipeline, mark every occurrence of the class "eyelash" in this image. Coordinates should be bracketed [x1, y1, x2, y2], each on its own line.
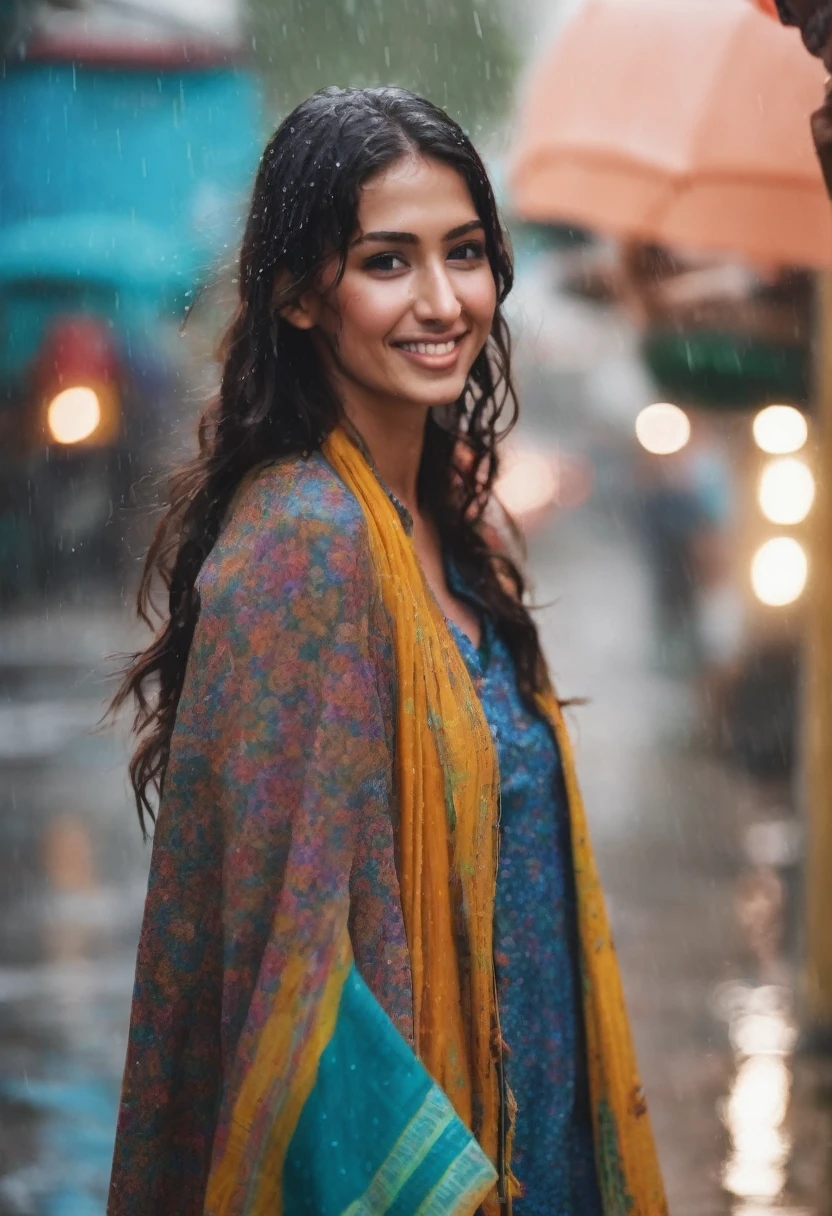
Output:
[449, 240, 485, 262]
[363, 241, 485, 273]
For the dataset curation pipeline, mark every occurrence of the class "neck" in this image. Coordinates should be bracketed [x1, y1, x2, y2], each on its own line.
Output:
[341, 394, 428, 516]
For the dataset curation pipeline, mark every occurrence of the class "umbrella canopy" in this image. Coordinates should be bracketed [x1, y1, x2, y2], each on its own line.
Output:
[509, 0, 831, 269]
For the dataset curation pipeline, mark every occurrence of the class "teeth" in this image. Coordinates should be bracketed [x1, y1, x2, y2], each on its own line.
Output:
[400, 339, 459, 355]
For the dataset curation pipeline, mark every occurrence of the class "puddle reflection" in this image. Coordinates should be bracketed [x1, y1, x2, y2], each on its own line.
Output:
[723, 1052, 791, 1200]
[716, 975, 814, 1213]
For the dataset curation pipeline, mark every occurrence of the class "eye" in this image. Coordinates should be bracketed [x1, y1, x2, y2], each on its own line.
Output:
[448, 240, 485, 263]
[363, 252, 408, 273]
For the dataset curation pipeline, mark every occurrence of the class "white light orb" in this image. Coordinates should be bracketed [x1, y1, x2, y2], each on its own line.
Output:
[752, 405, 807, 455]
[635, 402, 690, 455]
[751, 537, 808, 607]
[758, 457, 815, 526]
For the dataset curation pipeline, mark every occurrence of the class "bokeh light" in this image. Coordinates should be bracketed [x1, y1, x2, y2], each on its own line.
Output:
[752, 405, 807, 455]
[751, 537, 808, 607]
[635, 402, 690, 455]
[757, 457, 815, 526]
[47, 386, 101, 445]
[496, 451, 559, 519]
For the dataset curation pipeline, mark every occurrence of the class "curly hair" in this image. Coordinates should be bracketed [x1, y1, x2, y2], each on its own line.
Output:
[112, 85, 548, 834]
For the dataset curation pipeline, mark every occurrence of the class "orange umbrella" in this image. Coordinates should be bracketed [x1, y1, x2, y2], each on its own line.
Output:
[509, 0, 831, 268]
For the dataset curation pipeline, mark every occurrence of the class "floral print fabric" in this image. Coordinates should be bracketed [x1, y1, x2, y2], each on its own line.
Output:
[108, 454, 413, 1214]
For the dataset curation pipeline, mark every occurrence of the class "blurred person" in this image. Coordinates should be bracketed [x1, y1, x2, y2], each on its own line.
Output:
[634, 444, 709, 660]
[772, 1, 832, 192]
[635, 434, 736, 682]
[813, 77, 832, 200]
[774, 0, 832, 63]
[107, 88, 665, 1216]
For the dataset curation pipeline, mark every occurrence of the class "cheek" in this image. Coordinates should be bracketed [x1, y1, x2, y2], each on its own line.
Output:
[335, 281, 405, 348]
[463, 272, 498, 332]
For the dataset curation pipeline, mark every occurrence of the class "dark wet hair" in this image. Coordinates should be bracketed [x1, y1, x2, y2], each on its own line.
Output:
[114, 85, 548, 834]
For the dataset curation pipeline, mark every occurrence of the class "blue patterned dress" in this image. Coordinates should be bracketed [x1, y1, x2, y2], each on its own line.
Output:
[445, 584, 603, 1216]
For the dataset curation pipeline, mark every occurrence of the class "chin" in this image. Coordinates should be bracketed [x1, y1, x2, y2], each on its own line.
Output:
[398, 375, 470, 410]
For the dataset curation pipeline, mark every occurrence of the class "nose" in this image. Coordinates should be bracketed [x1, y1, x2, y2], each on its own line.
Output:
[412, 260, 463, 329]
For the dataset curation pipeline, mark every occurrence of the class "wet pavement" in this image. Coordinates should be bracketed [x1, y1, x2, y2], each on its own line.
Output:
[0, 594, 147, 1216]
[529, 502, 831, 1215]
[1, 499, 830, 1215]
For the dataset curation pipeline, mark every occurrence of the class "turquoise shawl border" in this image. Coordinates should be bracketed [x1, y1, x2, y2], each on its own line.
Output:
[284, 965, 496, 1214]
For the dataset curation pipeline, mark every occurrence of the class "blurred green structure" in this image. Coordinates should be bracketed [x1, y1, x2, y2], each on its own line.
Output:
[642, 328, 812, 412]
[248, 0, 517, 135]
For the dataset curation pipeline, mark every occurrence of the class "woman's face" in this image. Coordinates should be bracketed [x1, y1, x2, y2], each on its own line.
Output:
[292, 155, 498, 414]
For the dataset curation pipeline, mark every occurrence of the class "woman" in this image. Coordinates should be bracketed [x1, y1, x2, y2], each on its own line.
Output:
[108, 87, 666, 1216]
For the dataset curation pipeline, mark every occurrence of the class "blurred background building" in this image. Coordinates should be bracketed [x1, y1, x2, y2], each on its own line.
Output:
[2, 0, 832, 1212]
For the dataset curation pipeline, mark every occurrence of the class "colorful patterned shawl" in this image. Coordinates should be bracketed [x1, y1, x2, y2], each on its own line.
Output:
[107, 427, 666, 1216]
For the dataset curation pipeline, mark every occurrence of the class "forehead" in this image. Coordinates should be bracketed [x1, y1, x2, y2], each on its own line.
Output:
[356, 155, 479, 236]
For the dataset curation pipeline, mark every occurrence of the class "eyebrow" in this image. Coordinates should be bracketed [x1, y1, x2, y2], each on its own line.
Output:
[353, 219, 484, 247]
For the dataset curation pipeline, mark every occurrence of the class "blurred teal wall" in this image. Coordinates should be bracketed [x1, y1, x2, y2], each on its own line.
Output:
[0, 57, 263, 384]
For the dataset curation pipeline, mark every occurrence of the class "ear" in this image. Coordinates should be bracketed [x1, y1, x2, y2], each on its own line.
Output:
[272, 269, 322, 331]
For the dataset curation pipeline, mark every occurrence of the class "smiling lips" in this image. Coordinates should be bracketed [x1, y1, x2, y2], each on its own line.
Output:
[393, 332, 468, 368]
